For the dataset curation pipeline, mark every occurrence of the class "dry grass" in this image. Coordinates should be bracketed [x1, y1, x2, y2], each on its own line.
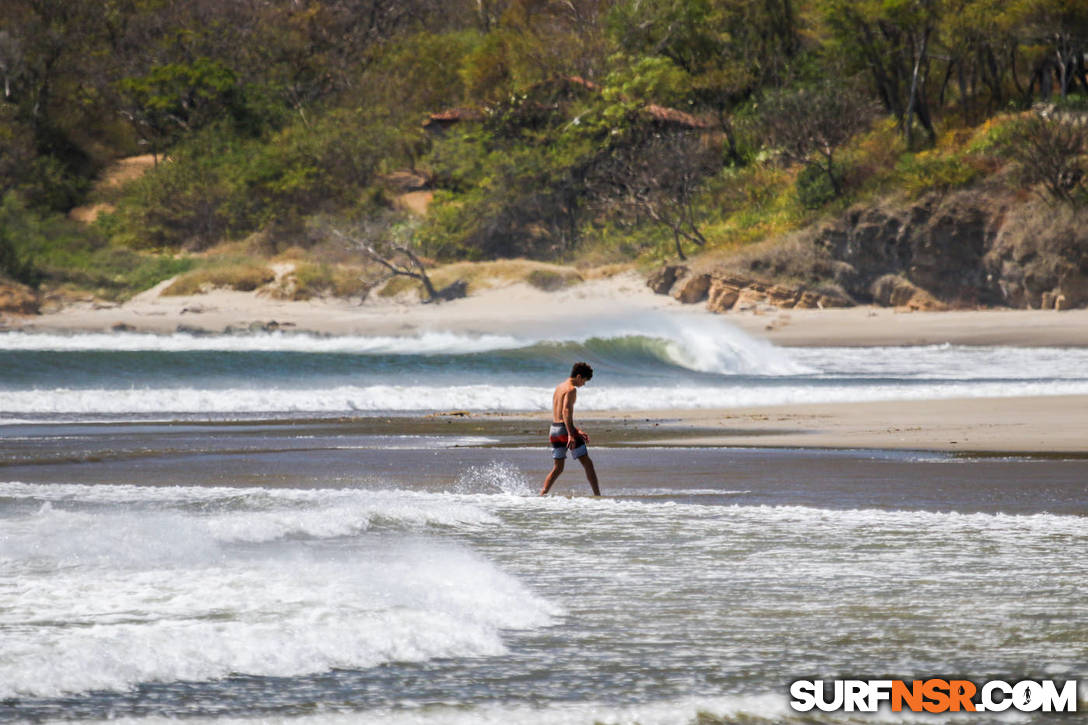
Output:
[375, 275, 421, 299]
[162, 260, 275, 296]
[376, 259, 588, 298]
[267, 262, 371, 300]
[579, 262, 634, 279]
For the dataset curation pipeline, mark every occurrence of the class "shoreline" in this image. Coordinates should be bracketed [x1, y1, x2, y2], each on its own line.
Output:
[469, 393, 1088, 454]
[5, 273, 1088, 346]
[8, 394, 1087, 456]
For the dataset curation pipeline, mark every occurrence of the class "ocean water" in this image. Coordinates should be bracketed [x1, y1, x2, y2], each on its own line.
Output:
[3, 311, 1088, 421]
[1, 440, 1086, 724]
[1, 312, 1086, 723]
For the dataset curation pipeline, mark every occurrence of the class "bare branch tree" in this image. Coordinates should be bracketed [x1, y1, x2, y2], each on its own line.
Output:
[759, 81, 876, 197]
[332, 224, 455, 303]
[1008, 114, 1087, 206]
[590, 131, 716, 260]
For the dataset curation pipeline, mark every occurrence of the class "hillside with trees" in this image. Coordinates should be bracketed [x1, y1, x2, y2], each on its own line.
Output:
[1, 0, 1087, 310]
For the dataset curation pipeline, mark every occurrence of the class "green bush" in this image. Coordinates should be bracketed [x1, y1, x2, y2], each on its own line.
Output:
[109, 112, 406, 250]
[0, 192, 193, 298]
[896, 151, 980, 197]
[526, 267, 582, 290]
[795, 163, 840, 209]
[0, 194, 41, 285]
[1053, 93, 1088, 112]
[964, 115, 1022, 156]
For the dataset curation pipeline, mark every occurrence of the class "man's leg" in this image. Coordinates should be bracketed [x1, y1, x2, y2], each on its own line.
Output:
[541, 458, 564, 495]
[577, 455, 600, 496]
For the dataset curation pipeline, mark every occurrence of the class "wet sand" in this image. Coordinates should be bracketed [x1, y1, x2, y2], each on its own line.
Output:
[598, 395, 1088, 454]
[4, 417, 1086, 515]
[408, 394, 1088, 455]
[462, 394, 1088, 455]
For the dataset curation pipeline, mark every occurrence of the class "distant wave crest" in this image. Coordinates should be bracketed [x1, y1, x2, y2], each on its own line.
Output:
[0, 311, 807, 377]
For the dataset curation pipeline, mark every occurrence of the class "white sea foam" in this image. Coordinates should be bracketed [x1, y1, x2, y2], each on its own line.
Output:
[1, 482, 1085, 701]
[0, 483, 499, 545]
[0, 484, 559, 698]
[0, 329, 527, 355]
[3, 378, 1088, 417]
[0, 549, 558, 698]
[793, 344, 1088, 380]
[453, 460, 536, 495]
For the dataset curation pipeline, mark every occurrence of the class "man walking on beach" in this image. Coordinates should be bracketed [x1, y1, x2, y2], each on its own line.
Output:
[541, 362, 601, 496]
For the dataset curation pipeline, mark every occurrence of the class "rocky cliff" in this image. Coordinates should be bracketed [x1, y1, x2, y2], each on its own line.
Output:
[651, 190, 1088, 312]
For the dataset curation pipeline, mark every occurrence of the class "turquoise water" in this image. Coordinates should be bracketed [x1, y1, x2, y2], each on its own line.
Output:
[4, 322, 1088, 420]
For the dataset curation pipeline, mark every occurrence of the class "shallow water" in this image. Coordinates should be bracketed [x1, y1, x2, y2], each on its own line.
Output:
[1, 422, 1085, 723]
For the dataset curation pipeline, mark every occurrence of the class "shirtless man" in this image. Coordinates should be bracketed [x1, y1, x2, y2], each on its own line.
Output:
[540, 361, 600, 496]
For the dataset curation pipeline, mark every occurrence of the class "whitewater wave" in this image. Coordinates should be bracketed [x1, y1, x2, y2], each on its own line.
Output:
[4, 379, 1088, 418]
[2, 481, 1085, 701]
[0, 483, 558, 699]
[133, 695, 800, 725]
[0, 546, 558, 698]
[0, 329, 526, 355]
[0, 484, 501, 554]
[0, 311, 807, 377]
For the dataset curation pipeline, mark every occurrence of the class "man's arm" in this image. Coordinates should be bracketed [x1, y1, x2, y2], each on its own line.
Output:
[563, 388, 578, 447]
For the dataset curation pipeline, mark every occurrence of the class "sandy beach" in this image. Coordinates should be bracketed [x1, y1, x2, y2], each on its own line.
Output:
[5, 273, 1088, 455]
[8, 271, 1088, 346]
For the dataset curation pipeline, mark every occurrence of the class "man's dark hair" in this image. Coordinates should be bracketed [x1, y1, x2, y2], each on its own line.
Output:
[571, 361, 593, 380]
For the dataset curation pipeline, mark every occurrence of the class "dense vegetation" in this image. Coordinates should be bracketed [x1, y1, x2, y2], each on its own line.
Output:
[1, 0, 1087, 298]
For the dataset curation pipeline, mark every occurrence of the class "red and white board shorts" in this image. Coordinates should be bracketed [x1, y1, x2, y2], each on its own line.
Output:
[549, 423, 588, 459]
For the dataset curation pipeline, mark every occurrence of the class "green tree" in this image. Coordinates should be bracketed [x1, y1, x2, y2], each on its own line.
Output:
[0, 192, 40, 285]
[1020, 0, 1088, 100]
[118, 59, 245, 159]
[607, 0, 803, 162]
[939, 0, 1026, 120]
[819, 0, 941, 146]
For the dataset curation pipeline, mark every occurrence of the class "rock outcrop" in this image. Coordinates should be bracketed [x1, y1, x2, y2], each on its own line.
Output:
[870, 274, 947, 311]
[813, 192, 1000, 307]
[672, 273, 712, 303]
[649, 189, 1088, 311]
[647, 264, 685, 295]
[653, 268, 854, 313]
[983, 203, 1088, 309]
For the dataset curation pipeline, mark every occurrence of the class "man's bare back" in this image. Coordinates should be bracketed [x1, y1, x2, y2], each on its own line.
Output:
[541, 362, 600, 496]
[552, 379, 577, 428]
